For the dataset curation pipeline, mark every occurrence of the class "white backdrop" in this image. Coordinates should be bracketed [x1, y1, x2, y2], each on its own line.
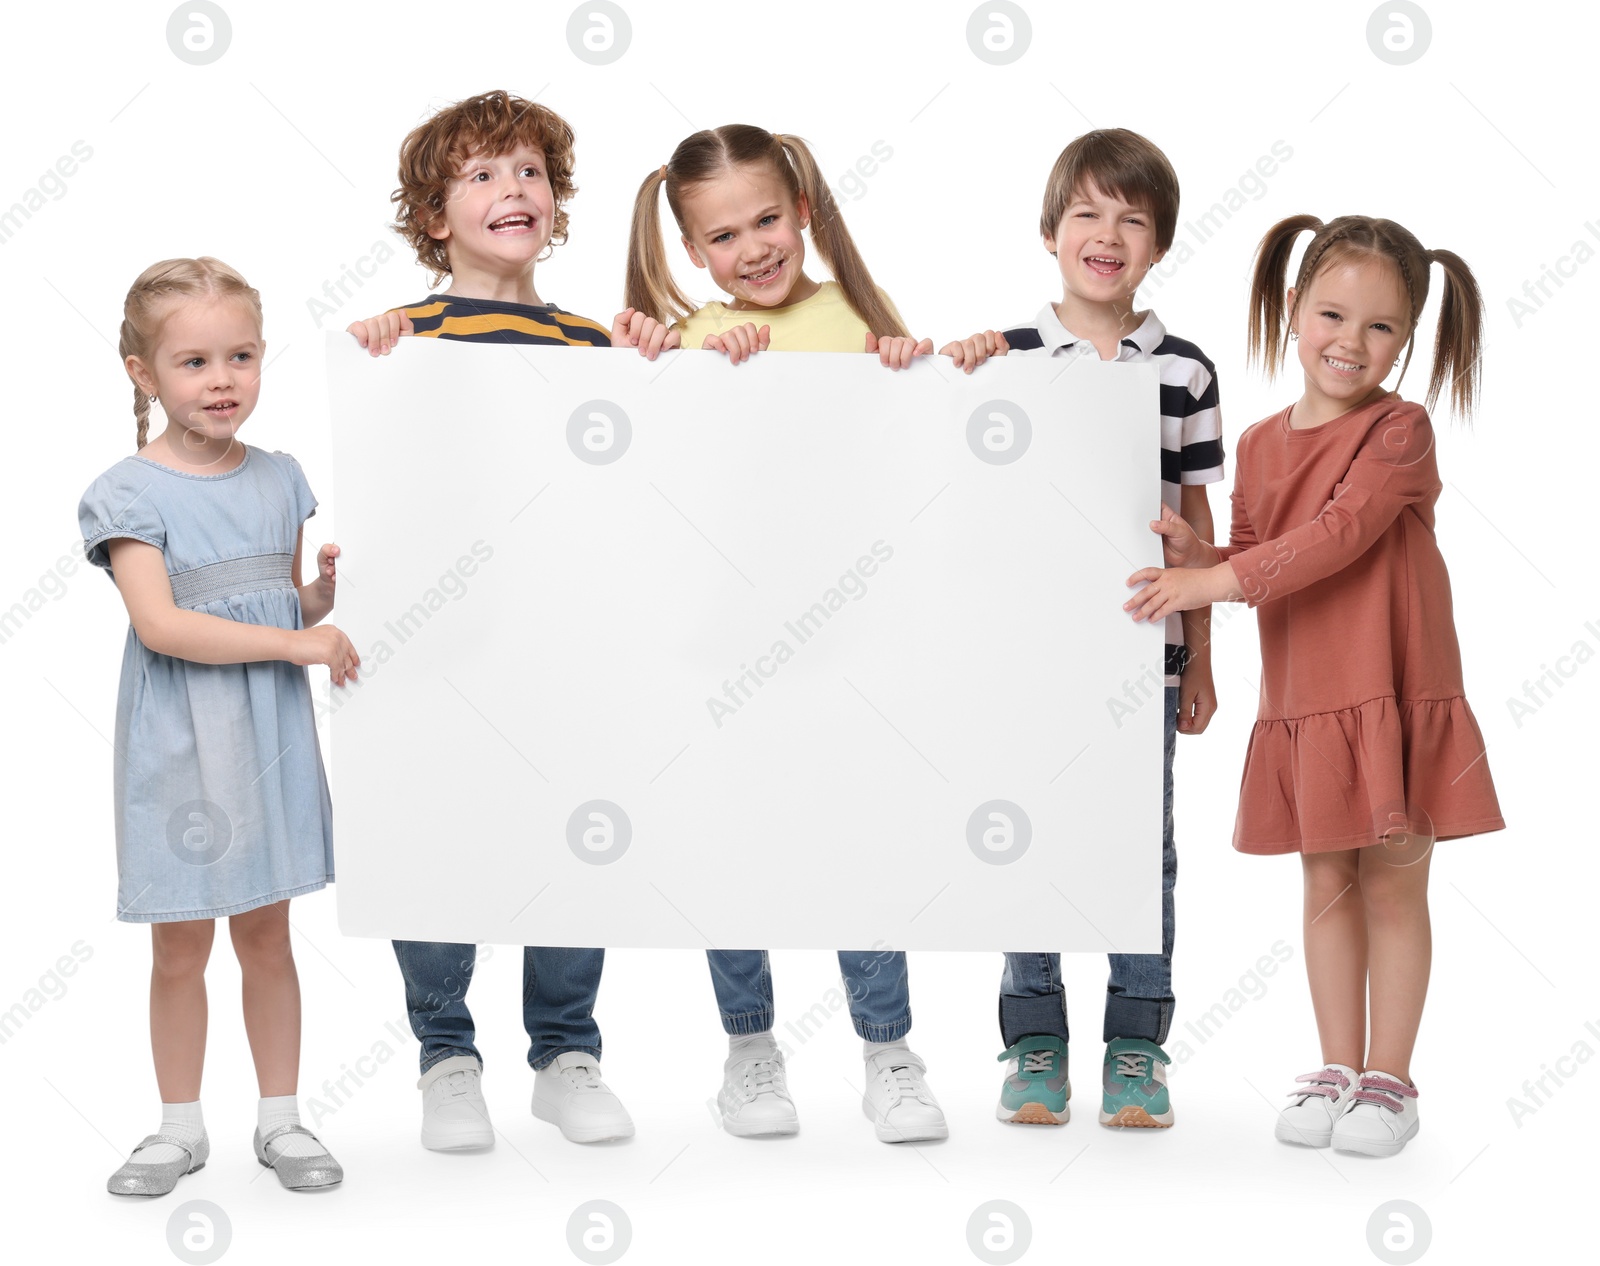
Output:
[327, 340, 1164, 950]
[1, 2, 1591, 1265]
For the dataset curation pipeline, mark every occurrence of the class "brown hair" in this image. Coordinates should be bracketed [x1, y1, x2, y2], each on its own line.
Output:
[1039, 129, 1180, 253]
[120, 257, 263, 450]
[625, 124, 906, 338]
[1248, 214, 1484, 418]
[392, 90, 578, 286]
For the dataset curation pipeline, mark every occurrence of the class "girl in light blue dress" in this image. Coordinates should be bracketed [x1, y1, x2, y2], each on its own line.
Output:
[80, 258, 359, 1196]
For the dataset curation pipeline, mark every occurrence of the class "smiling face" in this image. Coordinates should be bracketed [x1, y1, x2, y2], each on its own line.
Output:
[428, 147, 555, 286]
[1044, 180, 1165, 323]
[677, 162, 817, 311]
[127, 294, 263, 455]
[1288, 253, 1412, 416]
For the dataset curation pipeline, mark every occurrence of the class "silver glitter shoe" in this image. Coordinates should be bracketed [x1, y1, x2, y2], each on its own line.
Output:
[106, 1132, 208, 1197]
[253, 1123, 343, 1190]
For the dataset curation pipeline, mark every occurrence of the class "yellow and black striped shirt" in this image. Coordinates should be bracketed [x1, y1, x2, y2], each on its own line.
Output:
[400, 295, 610, 346]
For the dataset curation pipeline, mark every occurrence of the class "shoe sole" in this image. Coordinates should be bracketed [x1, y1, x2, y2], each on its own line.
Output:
[1274, 1121, 1333, 1147]
[1331, 1121, 1419, 1157]
[722, 1116, 800, 1138]
[421, 1128, 495, 1151]
[531, 1100, 635, 1144]
[997, 1101, 1069, 1125]
[1100, 1104, 1173, 1127]
[873, 1121, 950, 1143]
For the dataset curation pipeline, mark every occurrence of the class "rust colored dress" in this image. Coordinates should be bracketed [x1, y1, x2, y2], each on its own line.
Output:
[1216, 394, 1504, 855]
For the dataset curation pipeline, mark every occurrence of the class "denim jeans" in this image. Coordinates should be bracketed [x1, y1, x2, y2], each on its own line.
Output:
[707, 946, 911, 1042]
[999, 685, 1179, 1046]
[392, 940, 605, 1073]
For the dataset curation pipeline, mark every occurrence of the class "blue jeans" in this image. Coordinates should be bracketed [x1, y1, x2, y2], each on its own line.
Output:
[392, 940, 605, 1073]
[999, 686, 1179, 1046]
[707, 946, 911, 1042]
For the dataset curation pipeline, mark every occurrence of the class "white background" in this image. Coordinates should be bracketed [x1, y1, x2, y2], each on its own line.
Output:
[0, 1, 1591, 1263]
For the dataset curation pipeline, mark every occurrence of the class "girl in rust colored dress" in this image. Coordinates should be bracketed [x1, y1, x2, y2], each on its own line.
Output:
[1123, 215, 1504, 1157]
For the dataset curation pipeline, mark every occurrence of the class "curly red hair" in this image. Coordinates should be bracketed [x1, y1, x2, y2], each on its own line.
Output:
[392, 90, 578, 285]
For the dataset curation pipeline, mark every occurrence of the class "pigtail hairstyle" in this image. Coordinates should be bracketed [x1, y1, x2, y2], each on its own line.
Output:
[775, 134, 906, 339]
[1424, 247, 1484, 419]
[628, 125, 907, 338]
[625, 164, 698, 327]
[1249, 214, 1484, 420]
[1247, 214, 1325, 376]
[119, 257, 263, 450]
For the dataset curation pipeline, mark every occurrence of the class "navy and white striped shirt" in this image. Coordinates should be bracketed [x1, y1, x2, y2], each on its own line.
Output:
[1003, 305, 1224, 685]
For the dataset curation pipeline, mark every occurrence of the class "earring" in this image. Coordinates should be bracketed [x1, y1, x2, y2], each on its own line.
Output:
[1288, 330, 1298, 341]
[149, 394, 157, 403]
[1393, 358, 1400, 367]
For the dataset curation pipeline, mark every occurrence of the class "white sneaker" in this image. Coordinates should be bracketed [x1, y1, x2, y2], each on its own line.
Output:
[1274, 1063, 1359, 1147]
[719, 1044, 799, 1137]
[862, 1047, 949, 1143]
[1331, 1070, 1420, 1156]
[531, 1051, 635, 1143]
[418, 1054, 495, 1151]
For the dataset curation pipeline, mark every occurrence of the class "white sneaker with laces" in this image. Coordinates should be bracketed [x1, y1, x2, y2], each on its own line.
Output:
[862, 1047, 948, 1143]
[1275, 1063, 1359, 1147]
[1330, 1070, 1419, 1156]
[418, 1054, 494, 1151]
[718, 1044, 799, 1137]
[532, 1050, 635, 1143]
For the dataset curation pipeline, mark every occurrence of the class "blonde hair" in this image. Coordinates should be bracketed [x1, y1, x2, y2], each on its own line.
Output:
[626, 124, 906, 337]
[120, 257, 263, 449]
[1248, 214, 1484, 418]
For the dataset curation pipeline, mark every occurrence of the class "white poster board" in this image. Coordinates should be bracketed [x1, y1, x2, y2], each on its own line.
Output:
[325, 335, 1164, 952]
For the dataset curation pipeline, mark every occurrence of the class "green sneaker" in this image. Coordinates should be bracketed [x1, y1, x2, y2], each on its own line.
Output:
[995, 1035, 1070, 1125]
[1099, 1038, 1173, 1128]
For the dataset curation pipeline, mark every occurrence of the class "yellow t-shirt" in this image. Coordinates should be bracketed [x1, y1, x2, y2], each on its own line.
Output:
[673, 281, 906, 353]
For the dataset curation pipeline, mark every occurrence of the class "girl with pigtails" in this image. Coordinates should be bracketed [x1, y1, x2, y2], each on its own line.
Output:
[1124, 215, 1504, 1156]
[614, 124, 945, 1145]
[613, 124, 931, 368]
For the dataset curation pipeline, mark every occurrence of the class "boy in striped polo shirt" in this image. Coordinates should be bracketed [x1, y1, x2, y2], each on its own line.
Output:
[942, 128, 1223, 1130]
[347, 89, 643, 1153]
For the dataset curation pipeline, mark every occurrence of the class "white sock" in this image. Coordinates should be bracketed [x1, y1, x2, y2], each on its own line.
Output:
[864, 1038, 912, 1062]
[134, 1100, 205, 1164]
[729, 1031, 777, 1060]
[259, 1095, 327, 1159]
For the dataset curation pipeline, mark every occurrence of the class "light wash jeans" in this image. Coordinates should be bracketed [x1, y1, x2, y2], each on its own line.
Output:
[707, 947, 911, 1043]
[392, 940, 605, 1073]
[999, 686, 1179, 1046]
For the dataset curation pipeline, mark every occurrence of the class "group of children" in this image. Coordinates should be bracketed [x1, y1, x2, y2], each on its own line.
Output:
[81, 90, 1504, 1197]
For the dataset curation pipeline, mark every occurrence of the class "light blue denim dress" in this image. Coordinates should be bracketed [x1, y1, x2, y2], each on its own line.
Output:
[78, 446, 335, 923]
